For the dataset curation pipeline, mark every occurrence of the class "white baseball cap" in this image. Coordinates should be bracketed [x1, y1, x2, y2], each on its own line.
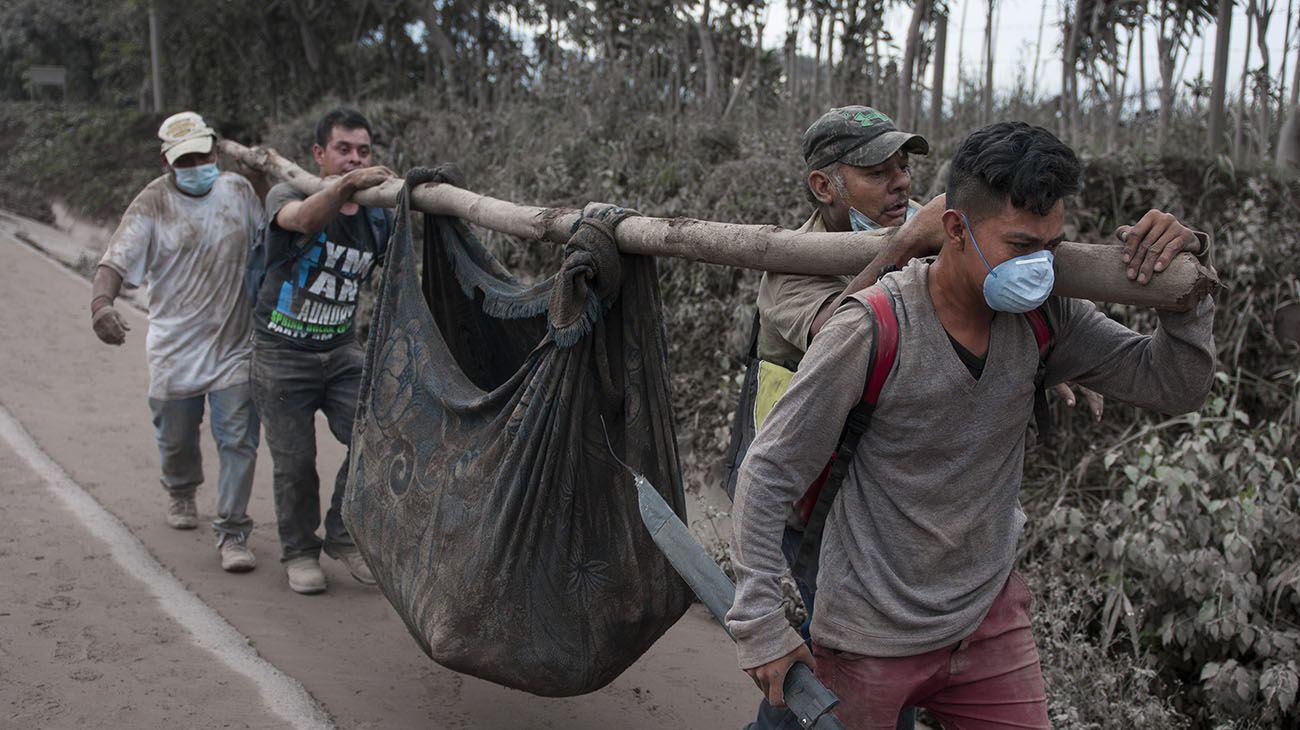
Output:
[158, 111, 216, 165]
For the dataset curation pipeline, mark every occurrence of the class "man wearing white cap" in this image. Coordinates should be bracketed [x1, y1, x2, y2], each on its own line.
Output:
[90, 111, 263, 573]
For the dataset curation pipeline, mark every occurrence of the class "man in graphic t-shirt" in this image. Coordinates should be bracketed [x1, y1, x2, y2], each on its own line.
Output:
[250, 107, 393, 595]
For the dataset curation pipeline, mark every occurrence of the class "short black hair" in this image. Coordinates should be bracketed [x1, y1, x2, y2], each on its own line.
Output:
[314, 107, 372, 148]
[946, 122, 1081, 221]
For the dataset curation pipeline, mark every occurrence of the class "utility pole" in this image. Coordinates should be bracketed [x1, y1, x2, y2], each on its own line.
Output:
[149, 3, 164, 112]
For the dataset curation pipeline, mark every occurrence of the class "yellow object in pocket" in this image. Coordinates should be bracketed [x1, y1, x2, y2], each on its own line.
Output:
[753, 360, 795, 431]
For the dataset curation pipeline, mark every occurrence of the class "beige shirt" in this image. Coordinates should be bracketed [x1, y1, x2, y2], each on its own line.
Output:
[756, 202, 919, 370]
[99, 172, 262, 399]
[755, 212, 853, 371]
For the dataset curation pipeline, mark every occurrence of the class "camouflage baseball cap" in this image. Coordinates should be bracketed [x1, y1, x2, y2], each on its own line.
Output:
[803, 106, 929, 171]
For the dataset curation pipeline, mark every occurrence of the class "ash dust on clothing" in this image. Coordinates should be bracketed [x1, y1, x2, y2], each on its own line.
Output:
[255, 182, 382, 348]
[97, 172, 262, 399]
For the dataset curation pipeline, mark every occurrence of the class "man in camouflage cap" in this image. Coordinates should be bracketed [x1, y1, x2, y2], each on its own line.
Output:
[740, 105, 935, 730]
[757, 105, 933, 371]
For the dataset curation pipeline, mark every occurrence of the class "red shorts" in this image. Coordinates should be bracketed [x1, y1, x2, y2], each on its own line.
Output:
[813, 572, 1049, 730]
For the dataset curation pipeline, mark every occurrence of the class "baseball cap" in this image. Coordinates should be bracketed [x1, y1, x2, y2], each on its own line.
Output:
[158, 111, 216, 165]
[803, 106, 929, 171]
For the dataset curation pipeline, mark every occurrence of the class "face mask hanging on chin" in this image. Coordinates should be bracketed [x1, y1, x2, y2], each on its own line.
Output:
[849, 205, 914, 232]
[174, 163, 220, 196]
[961, 212, 1056, 313]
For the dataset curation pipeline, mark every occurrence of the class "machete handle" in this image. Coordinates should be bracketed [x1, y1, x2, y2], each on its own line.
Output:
[783, 661, 845, 729]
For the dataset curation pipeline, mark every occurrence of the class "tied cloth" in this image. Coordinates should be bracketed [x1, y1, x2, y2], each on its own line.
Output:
[344, 168, 692, 696]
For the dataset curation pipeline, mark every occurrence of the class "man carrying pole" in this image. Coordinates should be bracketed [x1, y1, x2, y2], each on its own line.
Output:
[90, 111, 263, 573]
[249, 107, 393, 595]
[728, 121, 1216, 727]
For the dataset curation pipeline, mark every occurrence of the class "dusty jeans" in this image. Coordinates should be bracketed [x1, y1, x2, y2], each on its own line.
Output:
[812, 572, 1050, 730]
[148, 382, 259, 545]
[251, 334, 363, 562]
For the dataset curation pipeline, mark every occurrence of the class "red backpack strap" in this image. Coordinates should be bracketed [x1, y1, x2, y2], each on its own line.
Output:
[792, 286, 898, 574]
[1024, 306, 1052, 358]
[1025, 304, 1055, 445]
[862, 286, 900, 405]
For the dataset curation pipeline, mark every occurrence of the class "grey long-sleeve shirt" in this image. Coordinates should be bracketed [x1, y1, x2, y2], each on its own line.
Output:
[726, 261, 1216, 668]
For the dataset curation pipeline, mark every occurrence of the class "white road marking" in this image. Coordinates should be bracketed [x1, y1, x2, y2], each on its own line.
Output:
[0, 403, 336, 730]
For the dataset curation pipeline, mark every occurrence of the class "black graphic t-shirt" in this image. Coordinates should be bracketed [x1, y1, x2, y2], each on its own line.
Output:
[254, 182, 383, 350]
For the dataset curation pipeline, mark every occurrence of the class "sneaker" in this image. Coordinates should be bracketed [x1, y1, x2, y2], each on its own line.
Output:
[219, 539, 256, 573]
[285, 556, 326, 594]
[330, 548, 377, 586]
[166, 495, 198, 530]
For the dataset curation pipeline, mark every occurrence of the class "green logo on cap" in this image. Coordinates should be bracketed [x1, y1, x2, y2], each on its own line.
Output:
[849, 109, 891, 127]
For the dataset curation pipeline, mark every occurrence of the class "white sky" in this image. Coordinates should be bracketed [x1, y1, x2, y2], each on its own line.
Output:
[760, 1, 1298, 101]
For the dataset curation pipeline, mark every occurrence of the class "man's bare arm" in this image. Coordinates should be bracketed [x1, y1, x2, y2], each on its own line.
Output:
[808, 194, 947, 339]
[274, 166, 394, 236]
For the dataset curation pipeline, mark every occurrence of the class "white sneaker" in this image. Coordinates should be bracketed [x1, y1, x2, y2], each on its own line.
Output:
[219, 540, 256, 573]
[329, 548, 377, 586]
[166, 495, 198, 530]
[285, 556, 327, 594]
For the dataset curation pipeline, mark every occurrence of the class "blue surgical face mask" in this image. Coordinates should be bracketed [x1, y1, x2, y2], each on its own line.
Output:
[174, 163, 220, 196]
[961, 212, 1055, 313]
[849, 205, 913, 232]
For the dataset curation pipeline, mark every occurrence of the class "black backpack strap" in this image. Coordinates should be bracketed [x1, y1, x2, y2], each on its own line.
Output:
[723, 309, 766, 501]
[745, 308, 760, 360]
[792, 286, 899, 579]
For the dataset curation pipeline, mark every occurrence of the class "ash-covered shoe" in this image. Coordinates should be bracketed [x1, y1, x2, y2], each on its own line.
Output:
[285, 556, 327, 594]
[329, 548, 377, 586]
[166, 495, 198, 530]
[219, 539, 256, 573]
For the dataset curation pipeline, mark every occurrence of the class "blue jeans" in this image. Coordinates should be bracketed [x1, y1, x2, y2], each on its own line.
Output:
[251, 335, 363, 562]
[148, 382, 259, 545]
[747, 526, 916, 730]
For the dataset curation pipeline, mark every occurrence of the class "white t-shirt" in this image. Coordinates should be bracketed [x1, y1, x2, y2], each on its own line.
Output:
[99, 172, 263, 400]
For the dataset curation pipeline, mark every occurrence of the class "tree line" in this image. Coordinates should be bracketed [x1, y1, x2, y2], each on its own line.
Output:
[2, 0, 1297, 165]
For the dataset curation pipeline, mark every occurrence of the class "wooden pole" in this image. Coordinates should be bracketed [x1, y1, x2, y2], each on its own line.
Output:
[219, 140, 1219, 312]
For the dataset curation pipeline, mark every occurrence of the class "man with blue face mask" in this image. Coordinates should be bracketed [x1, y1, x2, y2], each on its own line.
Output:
[90, 111, 263, 574]
[729, 121, 1216, 728]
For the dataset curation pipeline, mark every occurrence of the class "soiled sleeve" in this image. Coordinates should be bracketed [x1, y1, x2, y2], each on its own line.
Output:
[98, 185, 160, 287]
[1044, 294, 1217, 415]
[727, 299, 876, 669]
[756, 273, 846, 360]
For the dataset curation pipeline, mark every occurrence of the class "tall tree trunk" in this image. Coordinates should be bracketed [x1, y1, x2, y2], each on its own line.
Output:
[1209, 0, 1234, 153]
[1291, 19, 1300, 108]
[1139, 13, 1149, 120]
[1062, 0, 1087, 140]
[1156, 4, 1189, 153]
[825, 10, 837, 102]
[983, 0, 996, 124]
[1236, 1, 1256, 159]
[786, 0, 804, 104]
[1252, 0, 1275, 159]
[931, 9, 948, 135]
[1031, 0, 1047, 98]
[1280, 0, 1296, 106]
[698, 0, 720, 105]
[898, 0, 929, 130]
[1280, 35, 1300, 167]
[812, 11, 825, 109]
[957, 0, 969, 107]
